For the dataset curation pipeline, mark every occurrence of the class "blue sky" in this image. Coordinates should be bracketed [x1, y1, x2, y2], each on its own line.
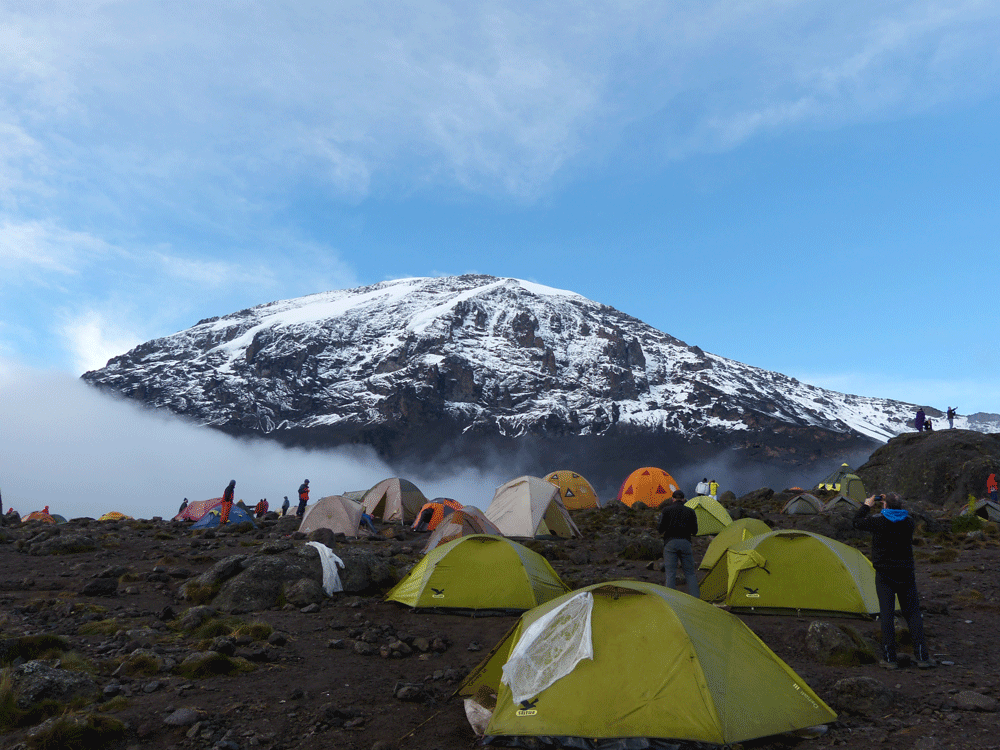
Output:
[3, 2, 1000, 411]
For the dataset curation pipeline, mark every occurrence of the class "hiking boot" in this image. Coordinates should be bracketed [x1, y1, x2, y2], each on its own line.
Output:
[916, 658, 936, 669]
[879, 660, 899, 670]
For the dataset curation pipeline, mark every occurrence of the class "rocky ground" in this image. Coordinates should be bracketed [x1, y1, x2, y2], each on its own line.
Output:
[1, 494, 998, 750]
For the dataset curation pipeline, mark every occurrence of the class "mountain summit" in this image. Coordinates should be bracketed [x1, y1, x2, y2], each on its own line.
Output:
[81, 275, 977, 490]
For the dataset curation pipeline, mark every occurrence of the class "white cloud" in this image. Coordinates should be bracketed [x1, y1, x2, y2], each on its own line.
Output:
[0, 219, 110, 278]
[59, 309, 143, 373]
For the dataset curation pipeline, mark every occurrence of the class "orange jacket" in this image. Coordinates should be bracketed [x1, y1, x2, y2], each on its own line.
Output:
[988, 474, 998, 493]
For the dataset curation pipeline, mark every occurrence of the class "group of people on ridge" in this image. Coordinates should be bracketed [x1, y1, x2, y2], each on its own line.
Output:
[656, 486, 934, 670]
[915, 406, 959, 432]
[694, 478, 719, 499]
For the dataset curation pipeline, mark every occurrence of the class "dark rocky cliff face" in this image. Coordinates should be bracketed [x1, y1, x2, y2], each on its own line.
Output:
[857, 429, 1000, 507]
[82, 275, 953, 494]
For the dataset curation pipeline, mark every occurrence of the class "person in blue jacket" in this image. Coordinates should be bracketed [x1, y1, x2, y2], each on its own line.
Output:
[854, 493, 933, 669]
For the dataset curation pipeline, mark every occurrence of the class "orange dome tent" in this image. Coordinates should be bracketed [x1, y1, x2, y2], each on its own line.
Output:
[22, 510, 56, 524]
[615, 467, 680, 509]
[411, 498, 464, 531]
[99, 511, 134, 521]
[545, 470, 600, 510]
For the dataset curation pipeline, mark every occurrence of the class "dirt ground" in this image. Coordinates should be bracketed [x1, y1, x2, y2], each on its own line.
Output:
[1, 505, 998, 750]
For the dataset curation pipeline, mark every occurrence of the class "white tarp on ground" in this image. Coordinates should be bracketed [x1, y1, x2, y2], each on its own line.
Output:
[306, 541, 345, 594]
[500, 591, 593, 704]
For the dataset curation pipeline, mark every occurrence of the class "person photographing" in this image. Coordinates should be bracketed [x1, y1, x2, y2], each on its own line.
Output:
[853, 492, 933, 669]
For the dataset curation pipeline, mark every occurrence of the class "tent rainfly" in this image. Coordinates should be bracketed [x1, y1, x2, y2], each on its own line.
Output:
[815, 463, 867, 503]
[700, 530, 879, 616]
[544, 470, 600, 510]
[361, 478, 429, 524]
[699, 517, 772, 571]
[485, 476, 580, 539]
[615, 467, 680, 509]
[385, 535, 569, 612]
[781, 492, 824, 515]
[457, 579, 836, 746]
[684, 495, 733, 535]
[422, 506, 503, 554]
[174, 497, 224, 522]
[299, 495, 366, 536]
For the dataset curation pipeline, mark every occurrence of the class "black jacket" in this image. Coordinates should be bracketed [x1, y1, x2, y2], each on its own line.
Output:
[657, 502, 698, 542]
[853, 504, 915, 570]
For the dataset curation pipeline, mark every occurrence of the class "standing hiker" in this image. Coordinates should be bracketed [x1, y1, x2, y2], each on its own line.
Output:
[657, 490, 700, 598]
[221, 480, 236, 525]
[296, 480, 310, 518]
[853, 493, 933, 669]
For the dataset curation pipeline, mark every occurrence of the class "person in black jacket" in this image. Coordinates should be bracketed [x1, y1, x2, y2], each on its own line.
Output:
[854, 493, 933, 669]
[657, 490, 700, 598]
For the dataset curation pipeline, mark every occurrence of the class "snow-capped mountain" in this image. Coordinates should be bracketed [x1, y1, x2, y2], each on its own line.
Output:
[81, 275, 998, 489]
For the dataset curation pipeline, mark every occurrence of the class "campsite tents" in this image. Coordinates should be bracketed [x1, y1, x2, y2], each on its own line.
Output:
[385, 535, 569, 612]
[485, 476, 581, 539]
[21, 510, 56, 524]
[299, 495, 366, 536]
[191, 505, 257, 529]
[421, 507, 503, 553]
[411, 498, 464, 531]
[174, 497, 223, 522]
[615, 467, 680, 509]
[824, 493, 861, 513]
[99, 511, 133, 522]
[816, 463, 866, 503]
[457, 579, 836, 745]
[361, 478, 428, 524]
[961, 499, 1000, 522]
[684, 495, 733, 535]
[699, 517, 771, 571]
[699, 530, 879, 616]
[781, 492, 824, 515]
[544, 471, 600, 510]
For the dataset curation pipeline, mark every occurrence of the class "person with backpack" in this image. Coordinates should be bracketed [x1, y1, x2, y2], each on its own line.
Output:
[853, 492, 933, 669]
[657, 490, 700, 598]
[695, 478, 709, 496]
[296, 480, 310, 518]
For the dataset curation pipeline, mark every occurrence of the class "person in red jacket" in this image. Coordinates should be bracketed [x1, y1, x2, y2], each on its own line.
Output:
[254, 498, 269, 518]
[988, 474, 998, 504]
[220, 480, 236, 525]
[296, 480, 310, 518]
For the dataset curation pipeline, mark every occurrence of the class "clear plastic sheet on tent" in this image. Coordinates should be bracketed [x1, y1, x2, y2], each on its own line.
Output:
[501, 591, 593, 704]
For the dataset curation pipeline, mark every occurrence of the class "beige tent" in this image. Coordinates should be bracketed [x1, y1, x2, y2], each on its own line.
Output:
[486, 476, 581, 539]
[361, 478, 429, 523]
[781, 492, 824, 515]
[299, 495, 366, 536]
[422, 506, 503, 553]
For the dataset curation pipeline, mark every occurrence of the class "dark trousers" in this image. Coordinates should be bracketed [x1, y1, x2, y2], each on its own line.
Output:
[663, 538, 700, 598]
[876, 568, 927, 661]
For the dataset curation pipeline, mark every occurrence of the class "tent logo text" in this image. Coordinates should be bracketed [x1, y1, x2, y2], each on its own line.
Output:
[743, 587, 760, 598]
[431, 588, 445, 599]
[516, 699, 538, 716]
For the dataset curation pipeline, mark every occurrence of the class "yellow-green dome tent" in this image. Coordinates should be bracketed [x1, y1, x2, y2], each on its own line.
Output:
[457, 580, 836, 745]
[699, 517, 772, 571]
[700, 530, 879, 616]
[385, 534, 569, 613]
[815, 463, 866, 503]
[684, 495, 733, 536]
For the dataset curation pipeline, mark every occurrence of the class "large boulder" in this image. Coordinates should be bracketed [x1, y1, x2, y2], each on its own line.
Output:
[11, 661, 99, 709]
[857, 429, 1000, 507]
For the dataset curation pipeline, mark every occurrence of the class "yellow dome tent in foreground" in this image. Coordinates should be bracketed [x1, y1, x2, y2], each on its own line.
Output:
[544, 470, 600, 510]
[700, 530, 879, 616]
[385, 535, 569, 613]
[458, 579, 836, 745]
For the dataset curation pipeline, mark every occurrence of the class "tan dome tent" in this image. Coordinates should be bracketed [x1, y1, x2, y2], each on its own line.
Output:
[699, 517, 771, 571]
[684, 495, 733, 535]
[544, 470, 600, 510]
[386, 535, 569, 613]
[361, 478, 428, 524]
[422, 506, 503, 553]
[486, 476, 581, 539]
[700, 530, 879, 616]
[781, 492, 824, 515]
[299, 495, 366, 536]
[457, 580, 836, 745]
[615, 467, 679, 509]
[815, 463, 866, 503]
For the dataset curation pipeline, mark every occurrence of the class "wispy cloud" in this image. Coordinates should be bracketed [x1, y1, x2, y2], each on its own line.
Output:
[58, 309, 143, 374]
[0, 220, 110, 278]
